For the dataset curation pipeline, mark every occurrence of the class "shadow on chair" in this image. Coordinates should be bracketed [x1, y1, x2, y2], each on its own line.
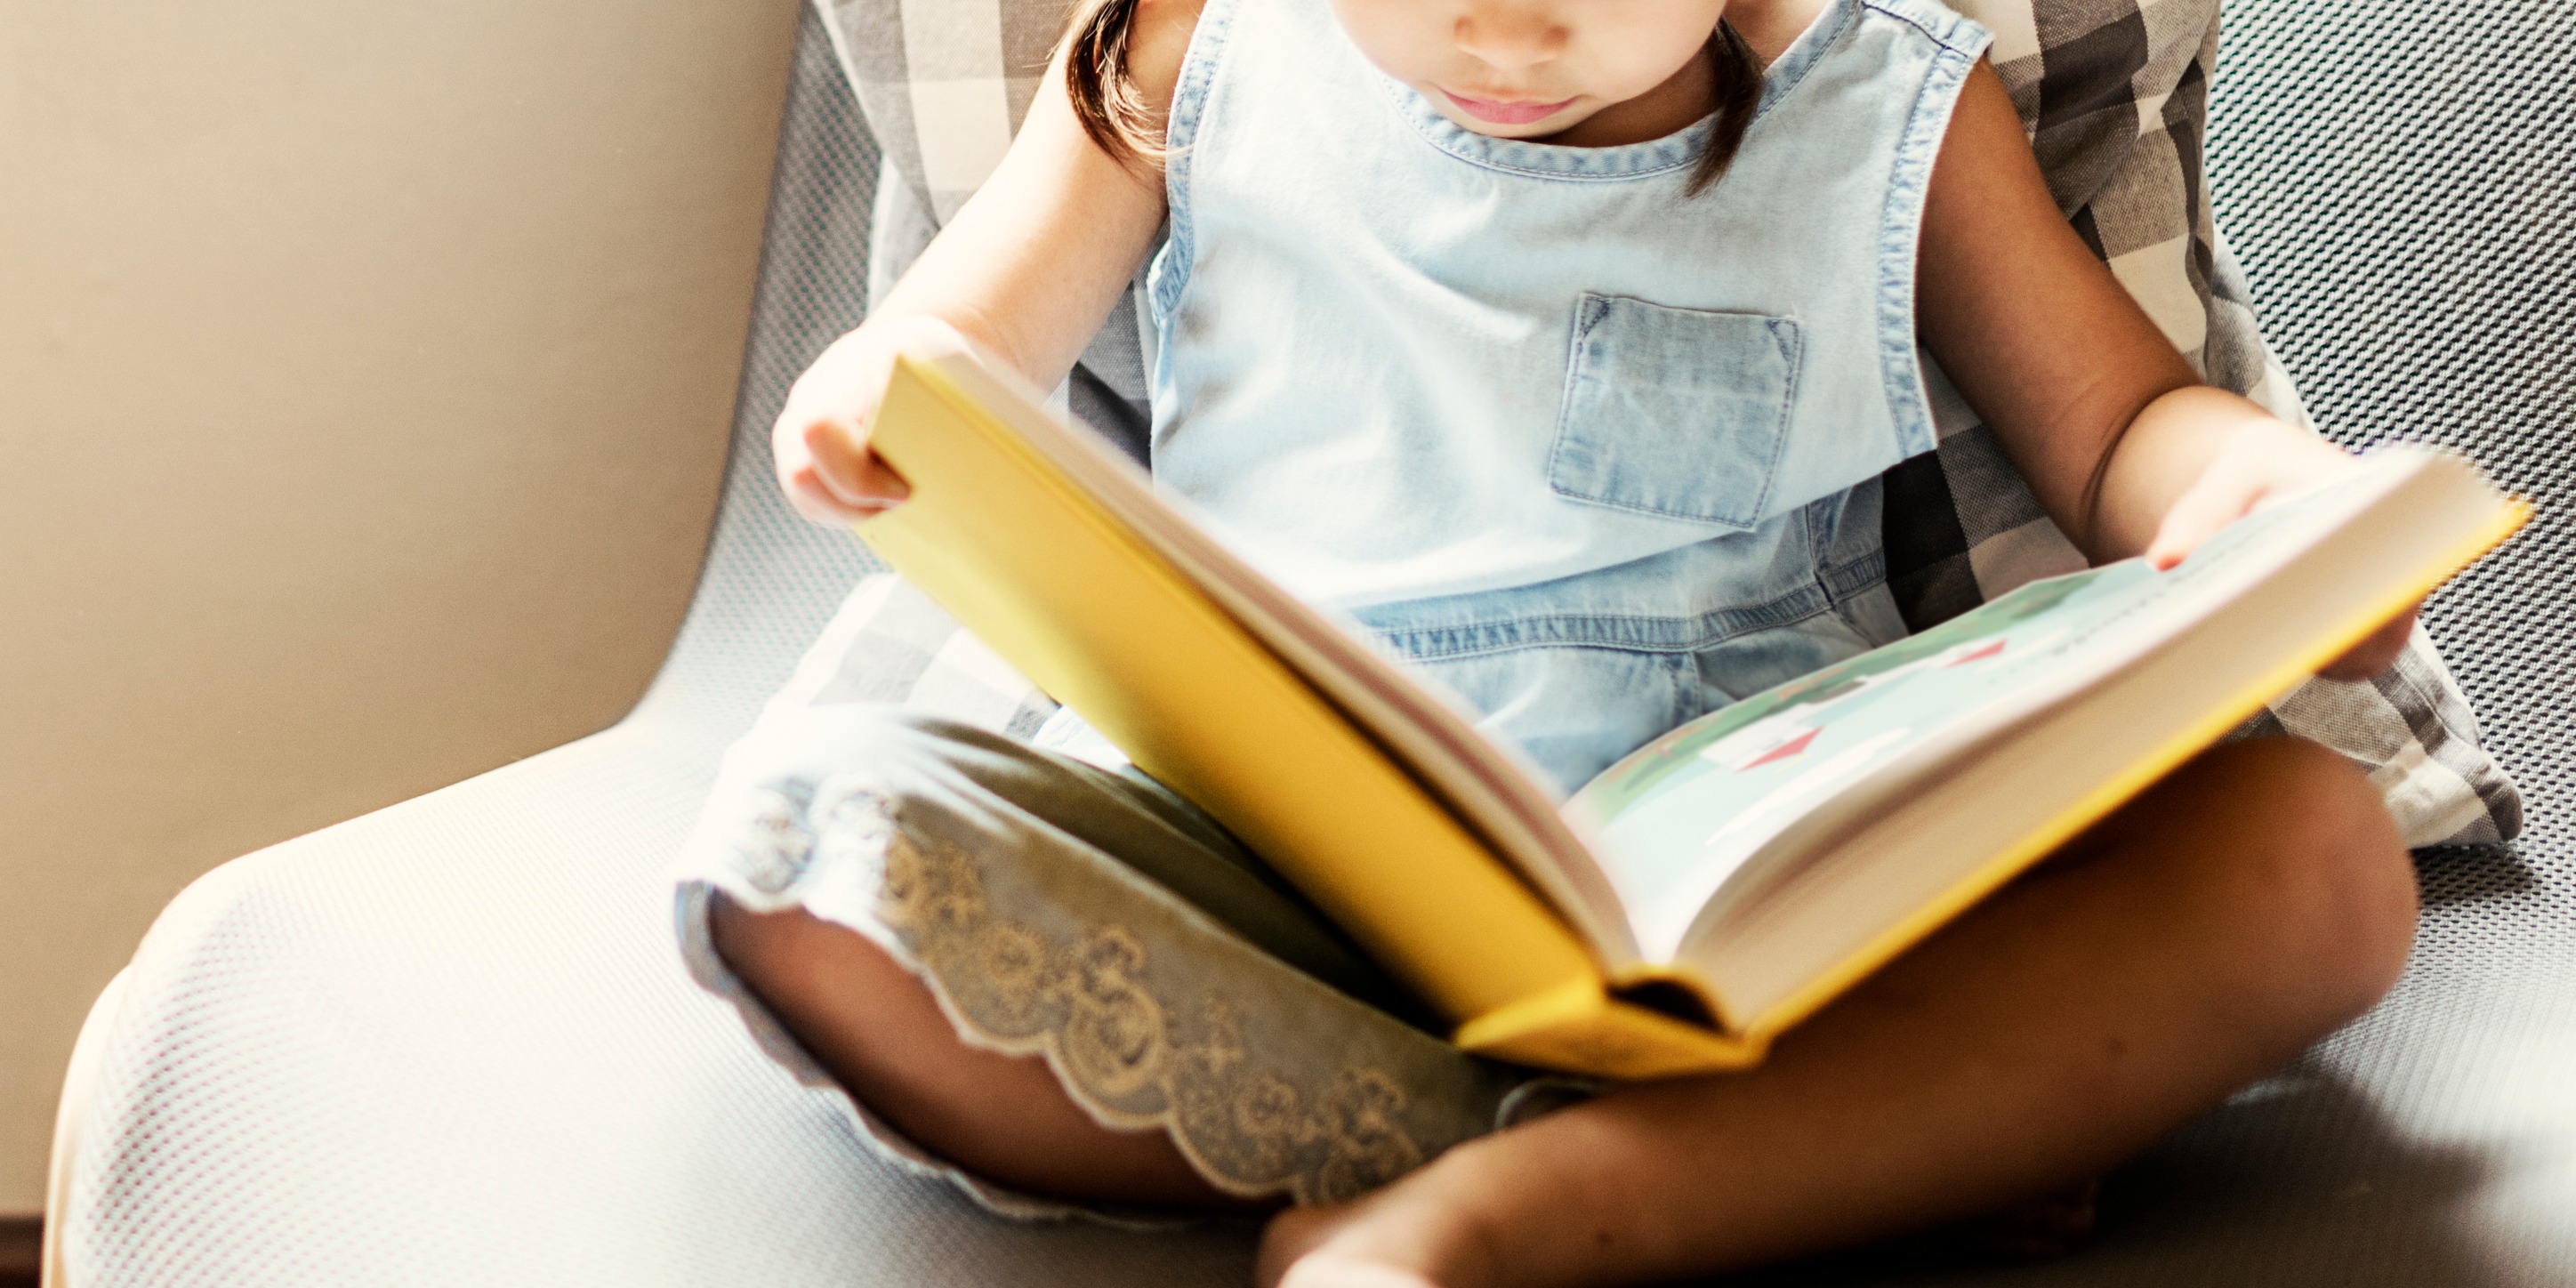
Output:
[1727, 1067, 2509, 1287]
[2413, 846, 2539, 909]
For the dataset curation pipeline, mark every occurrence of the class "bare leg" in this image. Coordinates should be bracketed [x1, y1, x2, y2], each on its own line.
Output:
[710, 894, 1256, 1210]
[715, 735, 2414, 1281]
[1260, 737, 2418, 1286]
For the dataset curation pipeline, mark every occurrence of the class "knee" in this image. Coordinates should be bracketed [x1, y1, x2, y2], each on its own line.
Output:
[707, 894, 938, 1059]
[706, 893, 1013, 1153]
[708, 894, 1234, 1205]
[705, 892, 798, 998]
[2194, 737, 2418, 1025]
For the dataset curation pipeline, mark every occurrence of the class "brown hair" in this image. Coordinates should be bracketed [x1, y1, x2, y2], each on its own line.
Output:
[1691, 23, 1759, 196]
[1065, 0, 1163, 170]
[1065, 2, 1761, 195]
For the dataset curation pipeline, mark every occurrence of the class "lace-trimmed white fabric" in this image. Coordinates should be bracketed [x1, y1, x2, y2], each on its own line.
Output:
[673, 706, 1558, 1220]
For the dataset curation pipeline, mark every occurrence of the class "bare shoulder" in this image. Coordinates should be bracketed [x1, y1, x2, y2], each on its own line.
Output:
[1124, 0, 1207, 119]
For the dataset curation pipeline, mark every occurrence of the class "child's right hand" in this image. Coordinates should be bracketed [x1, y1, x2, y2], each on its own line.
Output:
[772, 314, 965, 525]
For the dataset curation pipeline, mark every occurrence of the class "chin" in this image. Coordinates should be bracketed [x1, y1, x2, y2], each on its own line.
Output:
[1434, 104, 1585, 141]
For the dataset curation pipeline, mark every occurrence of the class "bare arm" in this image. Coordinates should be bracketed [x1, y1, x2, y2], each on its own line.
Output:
[775, 0, 1199, 520]
[1916, 64, 2408, 673]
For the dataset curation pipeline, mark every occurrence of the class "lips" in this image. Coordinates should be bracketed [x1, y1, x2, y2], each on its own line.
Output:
[1439, 88, 1577, 125]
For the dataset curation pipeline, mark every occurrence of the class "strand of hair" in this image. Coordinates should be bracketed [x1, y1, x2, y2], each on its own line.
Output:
[1064, 0, 1166, 170]
[1686, 21, 1761, 197]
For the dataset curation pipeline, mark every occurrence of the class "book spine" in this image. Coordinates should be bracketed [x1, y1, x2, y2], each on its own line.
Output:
[1454, 979, 1767, 1079]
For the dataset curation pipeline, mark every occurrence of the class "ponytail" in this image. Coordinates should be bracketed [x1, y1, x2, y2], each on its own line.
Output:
[1686, 22, 1760, 196]
[1064, 0, 1163, 170]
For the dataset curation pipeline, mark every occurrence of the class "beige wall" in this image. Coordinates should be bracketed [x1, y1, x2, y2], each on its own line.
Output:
[0, 0, 803, 1212]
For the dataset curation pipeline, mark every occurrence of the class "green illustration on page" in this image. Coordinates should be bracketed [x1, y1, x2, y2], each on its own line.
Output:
[1570, 562, 2153, 951]
[1562, 482, 2344, 954]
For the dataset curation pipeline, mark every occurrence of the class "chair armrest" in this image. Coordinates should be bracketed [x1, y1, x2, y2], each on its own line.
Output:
[44, 969, 130, 1288]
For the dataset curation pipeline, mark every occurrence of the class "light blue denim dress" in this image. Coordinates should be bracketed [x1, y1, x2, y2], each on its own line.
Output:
[1146, 0, 1990, 792]
[675, 0, 1990, 1222]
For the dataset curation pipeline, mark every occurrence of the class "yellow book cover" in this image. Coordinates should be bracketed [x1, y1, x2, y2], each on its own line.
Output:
[855, 338, 2526, 1080]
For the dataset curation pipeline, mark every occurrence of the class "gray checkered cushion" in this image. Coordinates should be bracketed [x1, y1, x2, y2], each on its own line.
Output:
[803, 0, 2519, 846]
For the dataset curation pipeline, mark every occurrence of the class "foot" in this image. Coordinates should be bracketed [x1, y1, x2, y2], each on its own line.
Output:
[1258, 1186, 1501, 1288]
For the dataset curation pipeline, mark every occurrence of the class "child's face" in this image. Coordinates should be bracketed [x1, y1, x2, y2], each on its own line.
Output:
[1329, 0, 1729, 140]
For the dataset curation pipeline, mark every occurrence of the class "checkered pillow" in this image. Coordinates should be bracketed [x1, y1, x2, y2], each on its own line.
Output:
[802, 0, 2521, 846]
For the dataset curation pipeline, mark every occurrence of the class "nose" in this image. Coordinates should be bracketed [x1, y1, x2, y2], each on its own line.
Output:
[1453, 3, 1566, 72]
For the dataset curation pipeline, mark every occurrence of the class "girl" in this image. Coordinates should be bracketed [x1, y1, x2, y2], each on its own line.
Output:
[688, 0, 2423, 1282]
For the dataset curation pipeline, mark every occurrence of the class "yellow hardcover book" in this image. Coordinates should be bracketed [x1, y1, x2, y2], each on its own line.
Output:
[857, 338, 2527, 1080]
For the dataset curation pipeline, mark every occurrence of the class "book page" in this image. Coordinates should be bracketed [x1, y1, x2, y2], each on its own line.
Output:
[1566, 451, 2433, 963]
[1689, 449, 2517, 1029]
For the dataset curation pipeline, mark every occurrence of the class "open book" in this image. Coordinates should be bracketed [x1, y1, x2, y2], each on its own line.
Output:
[857, 338, 2527, 1080]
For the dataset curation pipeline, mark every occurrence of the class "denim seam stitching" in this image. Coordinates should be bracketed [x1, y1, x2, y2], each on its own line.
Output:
[1872, 37, 1984, 463]
[1150, 0, 1237, 325]
[1858, 0, 1989, 58]
[1369, 586, 1843, 659]
[1753, 0, 1858, 117]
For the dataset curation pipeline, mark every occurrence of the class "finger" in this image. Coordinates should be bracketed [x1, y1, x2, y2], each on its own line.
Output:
[771, 407, 814, 479]
[803, 419, 912, 509]
[2317, 608, 2418, 681]
[799, 418, 872, 505]
[2144, 464, 2267, 571]
[781, 462, 867, 525]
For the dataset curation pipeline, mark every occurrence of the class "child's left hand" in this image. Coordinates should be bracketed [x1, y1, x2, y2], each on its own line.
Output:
[2138, 417, 2417, 680]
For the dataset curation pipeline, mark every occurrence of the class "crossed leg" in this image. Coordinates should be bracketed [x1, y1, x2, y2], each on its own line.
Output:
[711, 882, 1248, 1209]
[715, 735, 2416, 1287]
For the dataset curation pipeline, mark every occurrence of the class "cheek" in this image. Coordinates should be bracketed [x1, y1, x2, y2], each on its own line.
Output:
[1325, 0, 1449, 83]
[1583, 9, 1726, 94]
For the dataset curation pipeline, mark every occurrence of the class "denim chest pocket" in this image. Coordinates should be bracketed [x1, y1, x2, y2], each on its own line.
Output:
[1548, 294, 1803, 530]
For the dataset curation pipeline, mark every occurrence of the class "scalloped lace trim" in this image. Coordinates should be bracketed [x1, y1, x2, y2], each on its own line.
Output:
[737, 772, 1516, 1207]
